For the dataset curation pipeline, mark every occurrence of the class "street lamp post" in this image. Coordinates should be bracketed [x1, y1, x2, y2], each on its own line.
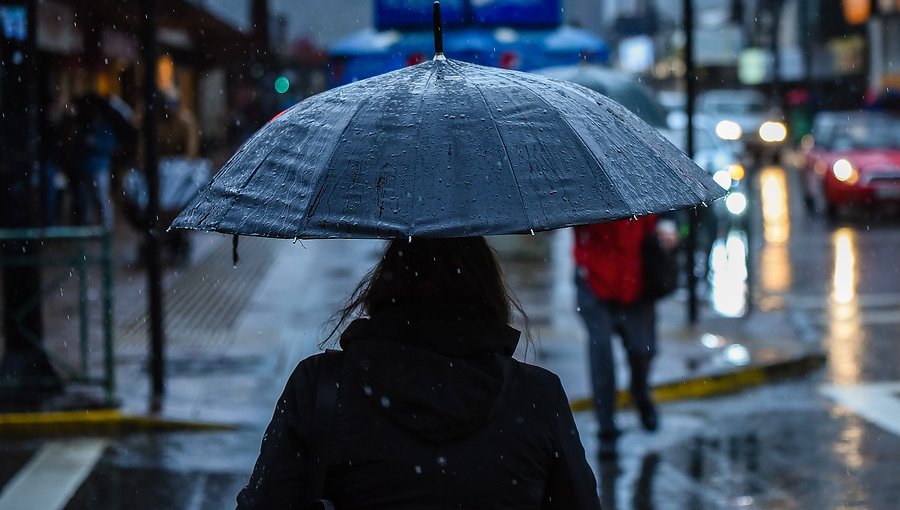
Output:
[141, 0, 166, 409]
[684, 0, 699, 324]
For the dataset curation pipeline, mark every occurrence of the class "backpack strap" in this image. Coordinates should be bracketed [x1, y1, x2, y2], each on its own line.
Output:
[307, 349, 343, 510]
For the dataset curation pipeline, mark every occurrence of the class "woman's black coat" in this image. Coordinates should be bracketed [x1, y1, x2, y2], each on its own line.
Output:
[237, 307, 601, 509]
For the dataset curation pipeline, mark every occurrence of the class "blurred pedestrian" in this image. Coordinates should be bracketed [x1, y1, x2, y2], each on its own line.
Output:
[237, 237, 601, 510]
[133, 91, 201, 266]
[160, 91, 199, 266]
[71, 95, 119, 228]
[574, 215, 679, 460]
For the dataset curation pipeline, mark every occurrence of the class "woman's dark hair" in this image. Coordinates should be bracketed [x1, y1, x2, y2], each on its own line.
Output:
[324, 237, 528, 345]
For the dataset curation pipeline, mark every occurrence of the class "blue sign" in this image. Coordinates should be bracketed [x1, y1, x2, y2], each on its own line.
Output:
[1, 6, 28, 42]
[472, 0, 561, 27]
[376, 0, 562, 30]
[376, 0, 467, 30]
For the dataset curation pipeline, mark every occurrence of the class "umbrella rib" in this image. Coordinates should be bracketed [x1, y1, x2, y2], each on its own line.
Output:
[407, 63, 441, 236]
[466, 69, 533, 232]
[217, 144, 279, 232]
[499, 74, 635, 216]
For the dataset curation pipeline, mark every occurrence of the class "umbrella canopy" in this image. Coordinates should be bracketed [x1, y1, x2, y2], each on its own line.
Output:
[172, 57, 723, 240]
[532, 65, 669, 129]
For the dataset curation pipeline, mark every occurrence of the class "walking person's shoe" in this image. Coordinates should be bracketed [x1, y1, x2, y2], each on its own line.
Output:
[635, 397, 658, 432]
[597, 429, 620, 461]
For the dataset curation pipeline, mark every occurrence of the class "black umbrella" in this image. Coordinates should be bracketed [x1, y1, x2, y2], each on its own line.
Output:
[172, 4, 722, 240]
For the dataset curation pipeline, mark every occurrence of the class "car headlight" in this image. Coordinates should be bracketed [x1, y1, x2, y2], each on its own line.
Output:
[716, 120, 743, 141]
[759, 121, 787, 143]
[832, 159, 859, 184]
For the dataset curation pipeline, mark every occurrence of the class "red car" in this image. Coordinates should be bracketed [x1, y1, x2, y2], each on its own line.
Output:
[801, 111, 900, 219]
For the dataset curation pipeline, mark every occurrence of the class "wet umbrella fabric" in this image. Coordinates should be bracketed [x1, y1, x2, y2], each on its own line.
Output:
[172, 57, 724, 239]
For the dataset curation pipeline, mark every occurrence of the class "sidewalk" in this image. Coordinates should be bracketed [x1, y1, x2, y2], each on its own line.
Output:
[0, 231, 825, 435]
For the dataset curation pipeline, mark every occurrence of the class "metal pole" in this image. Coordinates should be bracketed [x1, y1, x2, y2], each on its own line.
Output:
[684, 0, 699, 324]
[141, 0, 166, 408]
[768, 0, 782, 114]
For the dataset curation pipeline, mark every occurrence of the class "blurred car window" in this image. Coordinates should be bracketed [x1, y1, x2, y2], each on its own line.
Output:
[813, 112, 900, 150]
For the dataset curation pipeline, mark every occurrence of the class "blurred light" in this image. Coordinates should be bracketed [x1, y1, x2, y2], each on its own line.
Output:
[709, 231, 748, 317]
[713, 169, 732, 190]
[499, 51, 520, 69]
[758, 166, 792, 296]
[828, 228, 862, 386]
[274, 76, 290, 94]
[759, 121, 787, 143]
[760, 166, 790, 244]
[715, 120, 742, 141]
[724, 344, 751, 366]
[728, 163, 745, 181]
[157, 54, 175, 91]
[832, 228, 857, 305]
[800, 134, 815, 151]
[843, 0, 871, 25]
[833, 159, 858, 184]
[701, 333, 726, 349]
[725, 192, 748, 215]
[405, 52, 426, 66]
[495, 28, 519, 43]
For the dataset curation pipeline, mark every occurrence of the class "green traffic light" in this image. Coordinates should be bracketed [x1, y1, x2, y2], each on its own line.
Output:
[275, 76, 290, 94]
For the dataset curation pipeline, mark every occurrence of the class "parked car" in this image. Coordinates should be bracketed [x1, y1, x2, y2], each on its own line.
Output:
[801, 110, 900, 219]
[696, 89, 787, 164]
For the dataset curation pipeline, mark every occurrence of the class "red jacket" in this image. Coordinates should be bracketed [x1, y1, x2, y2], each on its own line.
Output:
[573, 215, 657, 305]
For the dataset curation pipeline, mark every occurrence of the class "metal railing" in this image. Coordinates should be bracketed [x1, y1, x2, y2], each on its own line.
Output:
[0, 226, 114, 403]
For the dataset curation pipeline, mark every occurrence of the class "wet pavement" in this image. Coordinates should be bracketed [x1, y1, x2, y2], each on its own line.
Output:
[2, 164, 900, 509]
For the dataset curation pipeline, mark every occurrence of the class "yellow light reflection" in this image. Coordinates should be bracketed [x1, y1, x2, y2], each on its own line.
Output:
[828, 228, 862, 385]
[758, 167, 792, 296]
[832, 229, 856, 304]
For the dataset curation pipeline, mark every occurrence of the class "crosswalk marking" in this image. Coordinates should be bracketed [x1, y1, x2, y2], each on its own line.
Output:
[821, 382, 900, 437]
[0, 439, 108, 510]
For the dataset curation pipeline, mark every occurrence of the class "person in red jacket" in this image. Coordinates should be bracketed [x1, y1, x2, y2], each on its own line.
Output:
[574, 214, 677, 459]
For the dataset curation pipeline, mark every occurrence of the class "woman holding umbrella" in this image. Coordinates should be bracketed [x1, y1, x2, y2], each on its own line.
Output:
[173, 4, 722, 507]
[236, 236, 601, 509]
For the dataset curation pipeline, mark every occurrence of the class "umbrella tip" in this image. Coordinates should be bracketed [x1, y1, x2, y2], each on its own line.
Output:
[433, 1, 444, 59]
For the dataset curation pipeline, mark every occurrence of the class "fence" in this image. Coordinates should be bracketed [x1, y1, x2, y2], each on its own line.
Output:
[0, 227, 114, 403]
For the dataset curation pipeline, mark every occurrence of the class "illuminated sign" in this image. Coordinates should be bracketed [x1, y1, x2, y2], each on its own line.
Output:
[376, 0, 561, 30]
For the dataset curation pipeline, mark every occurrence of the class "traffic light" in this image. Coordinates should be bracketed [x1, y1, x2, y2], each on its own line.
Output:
[274, 75, 290, 94]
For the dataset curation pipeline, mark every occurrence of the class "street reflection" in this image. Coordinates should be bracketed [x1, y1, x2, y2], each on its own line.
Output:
[758, 166, 792, 297]
[826, 228, 868, 483]
[828, 228, 863, 385]
[709, 231, 749, 317]
[598, 454, 659, 510]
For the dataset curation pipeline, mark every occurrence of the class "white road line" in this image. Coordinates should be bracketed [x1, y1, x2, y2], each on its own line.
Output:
[0, 438, 108, 510]
[821, 382, 900, 437]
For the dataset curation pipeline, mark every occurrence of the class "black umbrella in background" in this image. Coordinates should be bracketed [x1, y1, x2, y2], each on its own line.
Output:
[531, 64, 670, 129]
[172, 2, 723, 241]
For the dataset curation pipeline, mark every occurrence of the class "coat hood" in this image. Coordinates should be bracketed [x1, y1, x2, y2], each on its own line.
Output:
[339, 306, 520, 443]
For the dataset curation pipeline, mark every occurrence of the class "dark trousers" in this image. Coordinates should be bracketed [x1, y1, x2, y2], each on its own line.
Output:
[576, 276, 656, 436]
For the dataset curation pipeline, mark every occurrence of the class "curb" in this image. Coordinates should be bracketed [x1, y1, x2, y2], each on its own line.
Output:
[0, 409, 235, 437]
[569, 351, 827, 413]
